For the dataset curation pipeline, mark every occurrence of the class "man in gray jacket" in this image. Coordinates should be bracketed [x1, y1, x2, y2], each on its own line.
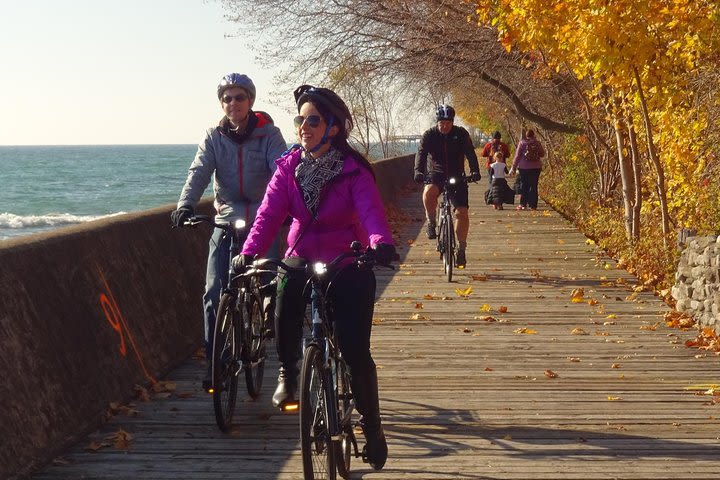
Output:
[171, 73, 286, 391]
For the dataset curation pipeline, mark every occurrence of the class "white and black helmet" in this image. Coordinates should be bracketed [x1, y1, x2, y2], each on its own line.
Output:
[436, 104, 456, 121]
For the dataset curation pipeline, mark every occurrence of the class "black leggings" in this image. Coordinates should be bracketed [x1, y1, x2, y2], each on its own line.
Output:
[274, 257, 377, 377]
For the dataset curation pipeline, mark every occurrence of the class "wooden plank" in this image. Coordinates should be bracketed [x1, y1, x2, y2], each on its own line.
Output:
[32, 186, 720, 480]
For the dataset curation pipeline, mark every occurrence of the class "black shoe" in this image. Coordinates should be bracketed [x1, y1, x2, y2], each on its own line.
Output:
[201, 364, 212, 393]
[360, 416, 388, 470]
[272, 368, 298, 410]
[456, 249, 466, 268]
[426, 224, 437, 239]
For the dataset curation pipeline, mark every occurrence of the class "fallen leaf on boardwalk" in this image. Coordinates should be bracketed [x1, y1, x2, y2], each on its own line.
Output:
[586, 239, 595, 245]
[567, 357, 581, 362]
[570, 288, 585, 302]
[85, 441, 110, 452]
[503, 434, 512, 440]
[606, 314, 617, 319]
[484, 367, 493, 371]
[571, 327, 588, 335]
[639, 323, 659, 331]
[476, 315, 497, 322]
[372, 318, 384, 325]
[480, 304, 492, 312]
[107, 428, 133, 450]
[607, 396, 622, 401]
[557, 239, 566, 244]
[406, 239, 414, 245]
[472, 274, 488, 281]
[414, 302, 424, 309]
[665, 311, 695, 329]
[587, 298, 598, 306]
[410, 313, 428, 320]
[498, 306, 508, 313]
[611, 363, 621, 369]
[514, 327, 537, 334]
[151, 380, 176, 393]
[544, 369, 558, 378]
[133, 384, 150, 402]
[683, 383, 719, 394]
[423, 294, 437, 300]
[603, 321, 616, 325]
[595, 331, 610, 336]
[462, 328, 472, 333]
[455, 286, 473, 297]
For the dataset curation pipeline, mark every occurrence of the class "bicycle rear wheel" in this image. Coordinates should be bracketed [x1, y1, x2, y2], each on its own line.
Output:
[242, 285, 265, 399]
[334, 359, 353, 479]
[300, 345, 336, 480]
[212, 292, 240, 433]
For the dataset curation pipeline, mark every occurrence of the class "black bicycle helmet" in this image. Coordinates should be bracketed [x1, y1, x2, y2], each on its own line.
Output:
[293, 84, 354, 137]
[217, 73, 256, 101]
[436, 104, 456, 121]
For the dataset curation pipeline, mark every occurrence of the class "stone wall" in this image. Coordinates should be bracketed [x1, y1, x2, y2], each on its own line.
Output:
[0, 154, 414, 480]
[671, 235, 720, 333]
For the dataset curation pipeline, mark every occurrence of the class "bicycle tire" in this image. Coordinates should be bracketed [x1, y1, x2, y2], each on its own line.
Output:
[445, 212, 454, 282]
[334, 359, 353, 479]
[242, 286, 265, 399]
[300, 345, 337, 480]
[212, 292, 240, 433]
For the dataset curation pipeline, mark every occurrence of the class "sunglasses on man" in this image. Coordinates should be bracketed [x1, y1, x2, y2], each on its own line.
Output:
[221, 93, 248, 104]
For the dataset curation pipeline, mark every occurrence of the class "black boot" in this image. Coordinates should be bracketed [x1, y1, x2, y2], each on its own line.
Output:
[352, 368, 387, 470]
[272, 366, 298, 409]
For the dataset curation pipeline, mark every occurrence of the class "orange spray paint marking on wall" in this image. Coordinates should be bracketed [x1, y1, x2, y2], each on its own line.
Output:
[97, 267, 157, 385]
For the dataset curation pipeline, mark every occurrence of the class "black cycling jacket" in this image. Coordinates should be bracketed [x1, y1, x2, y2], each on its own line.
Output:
[414, 125, 480, 179]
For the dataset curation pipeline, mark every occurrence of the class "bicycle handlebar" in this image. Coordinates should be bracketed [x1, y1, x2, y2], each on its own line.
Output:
[183, 214, 247, 234]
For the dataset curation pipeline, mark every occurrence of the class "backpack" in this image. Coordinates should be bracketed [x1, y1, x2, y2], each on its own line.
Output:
[525, 139, 542, 163]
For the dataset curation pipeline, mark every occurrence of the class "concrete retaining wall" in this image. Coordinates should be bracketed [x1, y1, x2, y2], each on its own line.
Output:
[671, 235, 720, 334]
[0, 154, 413, 480]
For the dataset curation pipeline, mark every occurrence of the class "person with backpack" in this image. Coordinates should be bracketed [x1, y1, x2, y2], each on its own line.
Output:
[509, 129, 545, 210]
[170, 73, 287, 391]
[481, 131, 511, 184]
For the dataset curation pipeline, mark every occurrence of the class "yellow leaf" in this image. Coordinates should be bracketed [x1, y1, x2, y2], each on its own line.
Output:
[514, 327, 537, 334]
[480, 304, 492, 312]
[455, 286, 473, 297]
[571, 327, 588, 335]
[570, 288, 584, 302]
[606, 314, 617, 319]
[410, 313, 428, 320]
[607, 396, 621, 401]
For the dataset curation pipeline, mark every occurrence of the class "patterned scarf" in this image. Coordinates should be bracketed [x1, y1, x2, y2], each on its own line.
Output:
[295, 148, 345, 214]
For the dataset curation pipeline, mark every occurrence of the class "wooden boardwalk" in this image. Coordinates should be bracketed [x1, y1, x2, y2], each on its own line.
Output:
[33, 184, 720, 480]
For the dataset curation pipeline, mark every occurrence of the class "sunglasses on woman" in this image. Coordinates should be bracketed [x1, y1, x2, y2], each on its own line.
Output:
[293, 115, 322, 128]
[221, 93, 248, 104]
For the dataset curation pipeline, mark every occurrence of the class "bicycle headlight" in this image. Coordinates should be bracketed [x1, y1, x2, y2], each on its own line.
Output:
[449, 177, 457, 185]
[313, 262, 327, 275]
[234, 219, 246, 230]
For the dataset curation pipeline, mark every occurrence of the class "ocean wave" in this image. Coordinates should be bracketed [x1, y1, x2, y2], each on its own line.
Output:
[0, 212, 127, 229]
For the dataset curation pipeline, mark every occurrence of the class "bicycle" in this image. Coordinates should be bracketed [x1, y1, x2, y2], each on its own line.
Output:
[250, 242, 386, 480]
[436, 177, 460, 282]
[183, 214, 270, 432]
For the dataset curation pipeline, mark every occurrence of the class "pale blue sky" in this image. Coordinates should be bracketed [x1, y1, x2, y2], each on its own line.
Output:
[0, 0, 296, 145]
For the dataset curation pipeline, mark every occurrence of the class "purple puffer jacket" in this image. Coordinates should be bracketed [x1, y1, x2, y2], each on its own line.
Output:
[512, 137, 545, 170]
[241, 149, 393, 263]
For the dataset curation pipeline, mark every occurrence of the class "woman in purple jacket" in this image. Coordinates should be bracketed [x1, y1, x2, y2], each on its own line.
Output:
[235, 85, 395, 470]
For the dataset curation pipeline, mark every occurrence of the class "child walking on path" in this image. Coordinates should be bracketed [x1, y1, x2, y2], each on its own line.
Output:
[485, 151, 514, 210]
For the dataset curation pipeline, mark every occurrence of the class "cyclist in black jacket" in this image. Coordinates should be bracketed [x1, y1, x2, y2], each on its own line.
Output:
[414, 105, 481, 267]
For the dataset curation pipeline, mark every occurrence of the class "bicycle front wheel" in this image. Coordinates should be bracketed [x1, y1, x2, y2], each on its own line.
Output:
[444, 213, 454, 282]
[212, 292, 240, 432]
[242, 286, 265, 399]
[300, 345, 336, 480]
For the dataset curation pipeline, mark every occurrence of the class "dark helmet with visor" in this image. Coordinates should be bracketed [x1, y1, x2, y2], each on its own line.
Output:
[217, 73, 256, 101]
[293, 84, 354, 137]
[436, 104, 456, 122]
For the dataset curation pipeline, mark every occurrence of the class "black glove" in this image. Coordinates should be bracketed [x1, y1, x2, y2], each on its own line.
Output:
[170, 205, 194, 227]
[414, 172, 425, 184]
[469, 171, 481, 183]
[231, 254, 254, 273]
[373, 243, 397, 266]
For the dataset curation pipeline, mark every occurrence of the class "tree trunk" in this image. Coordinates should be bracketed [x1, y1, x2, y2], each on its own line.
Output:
[633, 67, 671, 246]
[625, 114, 643, 242]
